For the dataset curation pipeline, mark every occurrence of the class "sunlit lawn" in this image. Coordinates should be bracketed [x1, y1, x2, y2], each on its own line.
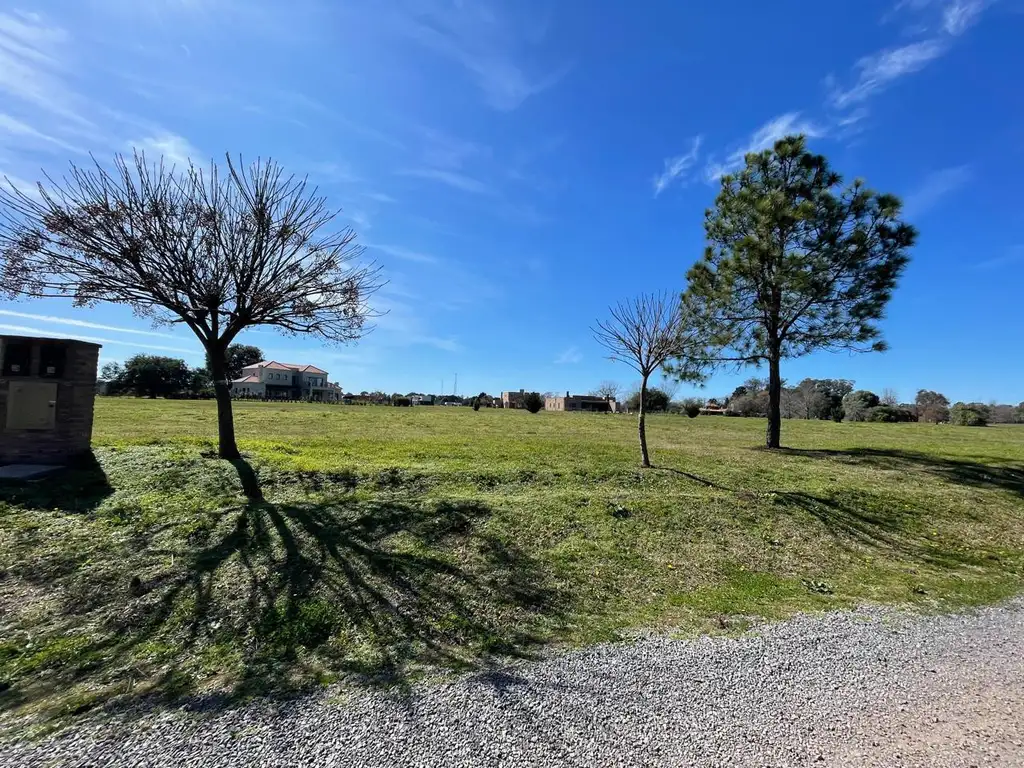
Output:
[2, 398, 1022, 733]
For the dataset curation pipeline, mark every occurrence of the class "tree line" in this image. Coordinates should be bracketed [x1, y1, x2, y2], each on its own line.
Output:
[100, 345, 264, 399]
[721, 378, 1019, 426]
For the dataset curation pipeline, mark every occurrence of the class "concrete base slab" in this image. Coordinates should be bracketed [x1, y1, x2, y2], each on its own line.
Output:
[0, 463, 63, 480]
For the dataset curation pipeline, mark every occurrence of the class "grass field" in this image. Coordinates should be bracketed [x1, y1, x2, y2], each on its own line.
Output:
[2, 399, 1023, 732]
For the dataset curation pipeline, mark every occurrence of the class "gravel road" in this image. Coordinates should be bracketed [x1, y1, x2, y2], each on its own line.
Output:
[4, 600, 1023, 767]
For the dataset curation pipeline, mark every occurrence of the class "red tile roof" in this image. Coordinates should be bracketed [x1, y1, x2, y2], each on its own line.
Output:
[248, 361, 329, 375]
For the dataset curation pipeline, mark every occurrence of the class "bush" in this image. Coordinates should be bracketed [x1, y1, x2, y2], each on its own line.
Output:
[868, 405, 916, 423]
[626, 388, 672, 413]
[393, 396, 411, 407]
[842, 390, 880, 422]
[523, 392, 544, 413]
[472, 398, 481, 411]
[949, 402, 990, 427]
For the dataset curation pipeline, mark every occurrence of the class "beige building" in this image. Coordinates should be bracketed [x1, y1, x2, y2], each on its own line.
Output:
[231, 361, 341, 401]
[501, 389, 527, 409]
[545, 392, 618, 413]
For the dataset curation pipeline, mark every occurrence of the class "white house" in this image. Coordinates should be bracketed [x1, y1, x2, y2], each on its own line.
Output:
[231, 361, 341, 401]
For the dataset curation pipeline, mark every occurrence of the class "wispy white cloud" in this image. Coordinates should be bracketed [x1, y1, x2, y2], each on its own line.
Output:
[652, 135, 703, 197]
[554, 346, 582, 365]
[397, 167, 492, 195]
[972, 245, 1024, 271]
[829, 40, 948, 110]
[0, 112, 84, 154]
[704, 113, 824, 182]
[133, 132, 202, 167]
[0, 309, 181, 338]
[365, 243, 438, 265]
[364, 191, 397, 203]
[902, 165, 972, 217]
[0, 11, 86, 126]
[0, 324, 197, 354]
[942, 0, 987, 34]
[394, 1, 569, 110]
[413, 335, 463, 353]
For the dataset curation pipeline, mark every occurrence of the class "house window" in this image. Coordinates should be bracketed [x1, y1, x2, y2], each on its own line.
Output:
[2, 341, 31, 376]
[39, 345, 66, 378]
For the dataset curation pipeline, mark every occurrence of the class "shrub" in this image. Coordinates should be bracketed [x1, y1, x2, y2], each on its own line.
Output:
[949, 402, 990, 427]
[842, 390, 880, 422]
[626, 388, 672, 413]
[868, 405, 916, 423]
[472, 398, 481, 411]
[392, 396, 411, 407]
[523, 392, 544, 413]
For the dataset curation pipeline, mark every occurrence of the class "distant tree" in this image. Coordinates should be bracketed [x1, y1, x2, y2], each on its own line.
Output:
[880, 387, 899, 407]
[393, 395, 411, 407]
[949, 402, 990, 427]
[189, 366, 213, 397]
[224, 343, 264, 380]
[730, 385, 749, 401]
[594, 292, 704, 468]
[592, 380, 622, 401]
[105, 355, 193, 398]
[792, 378, 853, 420]
[682, 397, 702, 418]
[100, 361, 123, 382]
[915, 390, 950, 423]
[868, 405, 916, 423]
[728, 390, 769, 417]
[522, 391, 544, 414]
[0, 152, 381, 466]
[843, 389, 880, 422]
[625, 387, 672, 413]
[681, 135, 915, 448]
[1015, 402, 1024, 424]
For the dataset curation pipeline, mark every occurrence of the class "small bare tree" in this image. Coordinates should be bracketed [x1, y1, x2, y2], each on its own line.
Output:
[0, 152, 382, 469]
[591, 380, 621, 402]
[881, 387, 899, 406]
[592, 292, 704, 467]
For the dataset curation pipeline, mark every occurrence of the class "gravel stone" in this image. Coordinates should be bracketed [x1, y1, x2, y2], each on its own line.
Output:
[3, 600, 1023, 767]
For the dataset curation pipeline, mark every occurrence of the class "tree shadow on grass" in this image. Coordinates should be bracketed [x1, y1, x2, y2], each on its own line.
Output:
[0, 451, 112, 513]
[777, 447, 1024, 500]
[0, 459, 563, 724]
[771, 490, 998, 569]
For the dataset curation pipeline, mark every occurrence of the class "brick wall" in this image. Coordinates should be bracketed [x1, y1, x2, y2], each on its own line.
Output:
[0, 337, 100, 465]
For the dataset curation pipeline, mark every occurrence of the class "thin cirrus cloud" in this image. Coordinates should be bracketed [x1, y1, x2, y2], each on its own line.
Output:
[394, 0, 570, 111]
[397, 167, 493, 195]
[828, 40, 948, 110]
[703, 113, 824, 182]
[132, 132, 203, 167]
[364, 243, 439, 265]
[942, 0, 987, 35]
[554, 346, 583, 365]
[0, 309, 182, 338]
[0, 324, 197, 355]
[901, 165, 972, 217]
[652, 135, 703, 197]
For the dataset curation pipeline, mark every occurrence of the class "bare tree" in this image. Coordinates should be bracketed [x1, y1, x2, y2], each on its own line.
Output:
[592, 292, 703, 467]
[591, 380, 621, 401]
[881, 387, 899, 406]
[0, 152, 382, 473]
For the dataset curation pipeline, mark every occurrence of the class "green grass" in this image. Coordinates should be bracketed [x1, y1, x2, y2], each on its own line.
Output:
[2, 399, 1023, 732]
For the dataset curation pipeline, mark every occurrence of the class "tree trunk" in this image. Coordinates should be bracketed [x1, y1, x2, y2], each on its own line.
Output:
[766, 353, 782, 449]
[208, 346, 241, 461]
[638, 375, 651, 468]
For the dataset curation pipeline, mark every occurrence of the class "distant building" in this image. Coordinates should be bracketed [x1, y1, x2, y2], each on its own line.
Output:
[545, 391, 618, 413]
[231, 361, 340, 401]
[502, 389, 526, 409]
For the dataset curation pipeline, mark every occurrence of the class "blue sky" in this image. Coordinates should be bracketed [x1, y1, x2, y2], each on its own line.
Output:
[0, 0, 1021, 402]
